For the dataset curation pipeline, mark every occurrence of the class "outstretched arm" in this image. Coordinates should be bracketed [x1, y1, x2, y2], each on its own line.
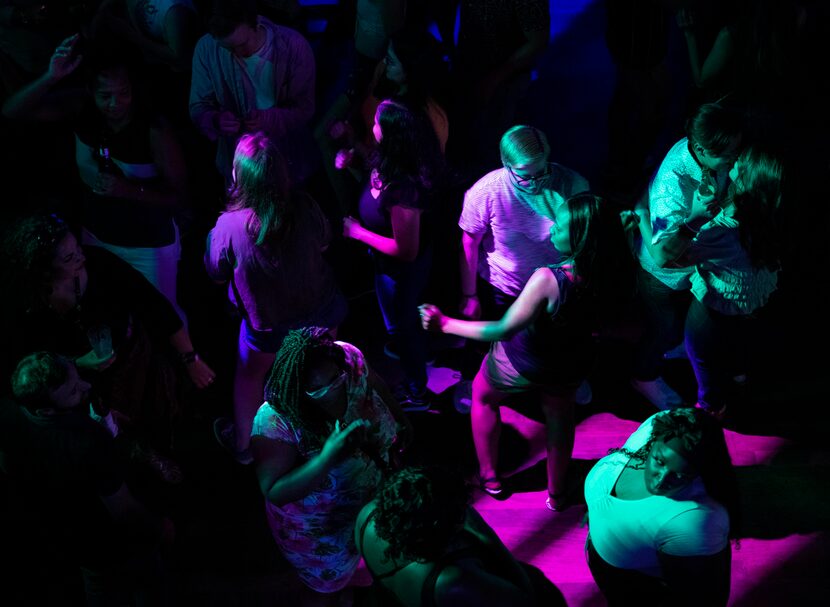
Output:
[421, 266, 559, 342]
[344, 205, 421, 261]
[2, 34, 85, 121]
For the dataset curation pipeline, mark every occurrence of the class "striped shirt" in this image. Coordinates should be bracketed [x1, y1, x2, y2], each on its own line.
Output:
[459, 164, 589, 296]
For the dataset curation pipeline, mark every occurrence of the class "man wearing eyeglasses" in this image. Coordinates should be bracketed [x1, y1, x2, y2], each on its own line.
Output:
[458, 125, 590, 322]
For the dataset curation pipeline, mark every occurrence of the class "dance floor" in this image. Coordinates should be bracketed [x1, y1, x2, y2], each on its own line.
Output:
[462, 407, 830, 606]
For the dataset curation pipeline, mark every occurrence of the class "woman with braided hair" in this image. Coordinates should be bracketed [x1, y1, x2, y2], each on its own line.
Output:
[250, 327, 412, 606]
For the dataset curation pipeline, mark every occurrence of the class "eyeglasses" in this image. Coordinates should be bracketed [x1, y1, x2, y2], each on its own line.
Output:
[507, 165, 550, 188]
[305, 370, 348, 400]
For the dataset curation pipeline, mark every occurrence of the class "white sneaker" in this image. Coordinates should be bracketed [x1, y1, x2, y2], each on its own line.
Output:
[630, 377, 683, 410]
[575, 379, 593, 405]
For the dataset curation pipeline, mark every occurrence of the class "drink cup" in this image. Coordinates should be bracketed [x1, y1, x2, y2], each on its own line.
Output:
[87, 325, 113, 359]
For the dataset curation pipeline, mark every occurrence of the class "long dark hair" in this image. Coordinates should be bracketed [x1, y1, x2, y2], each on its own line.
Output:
[729, 146, 783, 271]
[2, 214, 71, 312]
[611, 409, 741, 539]
[563, 194, 637, 324]
[227, 132, 293, 246]
[374, 99, 443, 193]
[262, 327, 346, 450]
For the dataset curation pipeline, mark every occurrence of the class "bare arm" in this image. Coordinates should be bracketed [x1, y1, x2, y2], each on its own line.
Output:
[168, 326, 216, 389]
[459, 230, 483, 318]
[678, 10, 735, 89]
[252, 419, 370, 507]
[2, 34, 85, 121]
[344, 205, 421, 261]
[421, 266, 559, 342]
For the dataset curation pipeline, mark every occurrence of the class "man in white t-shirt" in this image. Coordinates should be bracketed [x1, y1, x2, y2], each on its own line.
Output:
[458, 125, 590, 318]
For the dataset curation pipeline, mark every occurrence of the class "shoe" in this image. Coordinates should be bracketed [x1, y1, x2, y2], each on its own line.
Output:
[545, 492, 570, 512]
[213, 417, 254, 465]
[575, 379, 593, 405]
[478, 475, 503, 496]
[394, 384, 431, 412]
[630, 377, 683, 410]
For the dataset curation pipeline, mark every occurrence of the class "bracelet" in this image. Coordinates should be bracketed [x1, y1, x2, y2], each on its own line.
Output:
[179, 351, 199, 364]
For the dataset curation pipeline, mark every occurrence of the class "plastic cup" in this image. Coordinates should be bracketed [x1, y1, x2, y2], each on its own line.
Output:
[87, 325, 113, 359]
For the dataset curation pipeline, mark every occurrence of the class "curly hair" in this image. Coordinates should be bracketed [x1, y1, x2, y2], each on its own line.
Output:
[374, 99, 444, 192]
[228, 132, 293, 246]
[1, 214, 71, 313]
[373, 466, 470, 564]
[262, 327, 346, 449]
[610, 409, 741, 538]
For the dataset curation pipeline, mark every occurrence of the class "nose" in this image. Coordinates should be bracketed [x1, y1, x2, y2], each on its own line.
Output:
[653, 470, 670, 490]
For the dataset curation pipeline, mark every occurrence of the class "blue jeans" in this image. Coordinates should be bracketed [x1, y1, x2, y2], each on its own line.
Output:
[374, 247, 433, 391]
[685, 297, 751, 412]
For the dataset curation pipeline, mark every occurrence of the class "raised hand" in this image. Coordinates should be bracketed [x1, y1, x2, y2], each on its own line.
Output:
[48, 34, 83, 81]
[320, 419, 370, 464]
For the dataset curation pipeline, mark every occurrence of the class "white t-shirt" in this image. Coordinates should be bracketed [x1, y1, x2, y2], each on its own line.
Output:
[458, 164, 589, 296]
[639, 138, 731, 290]
[584, 413, 730, 577]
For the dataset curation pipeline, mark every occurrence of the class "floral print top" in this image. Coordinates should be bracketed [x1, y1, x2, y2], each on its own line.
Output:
[251, 341, 398, 592]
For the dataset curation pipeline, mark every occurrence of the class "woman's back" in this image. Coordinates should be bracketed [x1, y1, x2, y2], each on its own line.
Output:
[357, 504, 537, 607]
[206, 194, 341, 331]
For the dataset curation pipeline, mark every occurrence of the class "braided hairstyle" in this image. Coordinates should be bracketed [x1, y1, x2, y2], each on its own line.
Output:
[610, 408, 741, 538]
[373, 466, 470, 564]
[263, 327, 345, 449]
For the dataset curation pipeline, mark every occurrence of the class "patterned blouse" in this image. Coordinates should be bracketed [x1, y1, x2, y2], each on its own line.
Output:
[251, 341, 398, 592]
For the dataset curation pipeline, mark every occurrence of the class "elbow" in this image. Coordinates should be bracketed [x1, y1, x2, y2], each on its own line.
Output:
[266, 492, 292, 508]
